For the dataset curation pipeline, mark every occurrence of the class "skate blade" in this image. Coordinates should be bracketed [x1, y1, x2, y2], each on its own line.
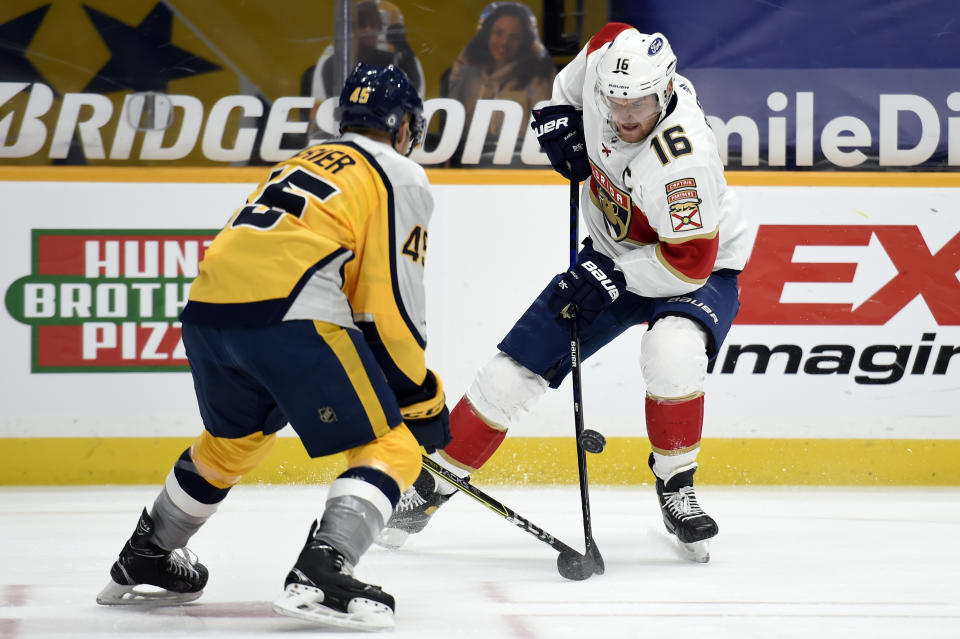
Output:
[677, 540, 710, 563]
[272, 583, 394, 632]
[374, 526, 410, 550]
[96, 579, 203, 606]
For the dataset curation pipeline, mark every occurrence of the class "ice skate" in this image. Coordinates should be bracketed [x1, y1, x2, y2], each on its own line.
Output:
[375, 467, 454, 549]
[650, 454, 718, 563]
[96, 509, 208, 605]
[273, 522, 395, 632]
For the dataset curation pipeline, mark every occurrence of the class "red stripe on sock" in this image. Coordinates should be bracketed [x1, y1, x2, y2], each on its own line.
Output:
[645, 395, 704, 452]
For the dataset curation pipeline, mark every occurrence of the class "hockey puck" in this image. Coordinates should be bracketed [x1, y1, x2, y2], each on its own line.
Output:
[577, 429, 606, 454]
[556, 550, 593, 581]
[557, 543, 605, 581]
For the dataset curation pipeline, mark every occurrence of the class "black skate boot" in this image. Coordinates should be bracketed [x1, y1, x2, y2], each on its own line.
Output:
[96, 508, 208, 605]
[649, 453, 718, 563]
[375, 467, 454, 549]
[272, 521, 395, 631]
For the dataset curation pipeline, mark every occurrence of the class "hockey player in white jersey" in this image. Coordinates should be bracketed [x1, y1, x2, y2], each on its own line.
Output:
[379, 24, 750, 563]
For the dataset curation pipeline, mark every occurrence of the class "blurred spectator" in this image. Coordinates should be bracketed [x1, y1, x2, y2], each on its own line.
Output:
[446, 2, 556, 137]
[308, 1, 425, 138]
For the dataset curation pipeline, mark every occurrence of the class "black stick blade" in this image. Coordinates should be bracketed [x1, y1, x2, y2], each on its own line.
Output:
[587, 540, 605, 574]
[556, 547, 604, 581]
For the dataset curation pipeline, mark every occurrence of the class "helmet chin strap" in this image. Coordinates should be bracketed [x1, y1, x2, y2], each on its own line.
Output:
[657, 80, 676, 125]
[395, 136, 413, 157]
[392, 120, 414, 156]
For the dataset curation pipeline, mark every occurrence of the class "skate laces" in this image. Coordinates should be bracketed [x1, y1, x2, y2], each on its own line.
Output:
[663, 486, 704, 521]
[166, 548, 202, 581]
[395, 485, 429, 513]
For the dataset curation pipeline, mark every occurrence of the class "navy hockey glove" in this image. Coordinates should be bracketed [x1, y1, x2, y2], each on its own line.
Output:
[397, 369, 451, 453]
[547, 238, 626, 325]
[531, 105, 591, 181]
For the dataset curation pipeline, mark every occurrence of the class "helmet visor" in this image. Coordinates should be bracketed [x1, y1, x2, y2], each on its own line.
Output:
[599, 93, 661, 124]
[408, 112, 426, 153]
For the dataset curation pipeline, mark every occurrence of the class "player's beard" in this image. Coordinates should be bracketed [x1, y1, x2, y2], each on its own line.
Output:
[613, 115, 656, 143]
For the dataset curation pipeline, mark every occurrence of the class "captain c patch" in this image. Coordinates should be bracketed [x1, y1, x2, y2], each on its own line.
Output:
[665, 178, 703, 232]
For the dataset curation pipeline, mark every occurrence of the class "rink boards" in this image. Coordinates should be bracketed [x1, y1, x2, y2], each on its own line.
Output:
[0, 168, 957, 485]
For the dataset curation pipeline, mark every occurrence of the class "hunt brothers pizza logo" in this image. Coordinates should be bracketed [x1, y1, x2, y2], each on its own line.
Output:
[4, 229, 214, 372]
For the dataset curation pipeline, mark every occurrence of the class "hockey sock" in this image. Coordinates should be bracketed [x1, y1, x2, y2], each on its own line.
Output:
[439, 396, 507, 473]
[150, 448, 230, 550]
[316, 467, 400, 566]
[645, 393, 704, 479]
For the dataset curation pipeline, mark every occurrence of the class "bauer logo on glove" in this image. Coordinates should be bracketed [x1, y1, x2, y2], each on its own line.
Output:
[532, 116, 570, 136]
[530, 105, 591, 181]
[580, 261, 620, 302]
[547, 238, 626, 325]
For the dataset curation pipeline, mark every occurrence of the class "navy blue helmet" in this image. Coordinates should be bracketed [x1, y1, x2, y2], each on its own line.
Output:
[339, 63, 425, 155]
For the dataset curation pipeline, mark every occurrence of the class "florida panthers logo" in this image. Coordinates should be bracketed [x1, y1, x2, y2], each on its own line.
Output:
[589, 161, 632, 241]
[598, 191, 628, 239]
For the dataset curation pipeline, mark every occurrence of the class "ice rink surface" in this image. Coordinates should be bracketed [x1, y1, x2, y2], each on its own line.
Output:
[1, 483, 958, 639]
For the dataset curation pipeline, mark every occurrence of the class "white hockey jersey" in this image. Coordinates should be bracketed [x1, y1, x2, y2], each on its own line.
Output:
[551, 23, 751, 298]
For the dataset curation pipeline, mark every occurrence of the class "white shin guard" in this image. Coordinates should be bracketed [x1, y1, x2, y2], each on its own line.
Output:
[641, 315, 709, 400]
[466, 352, 548, 428]
[642, 315, 709, 478]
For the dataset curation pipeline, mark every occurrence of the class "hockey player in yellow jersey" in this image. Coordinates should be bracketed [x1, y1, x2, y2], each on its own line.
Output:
[96, 63, 447, 632]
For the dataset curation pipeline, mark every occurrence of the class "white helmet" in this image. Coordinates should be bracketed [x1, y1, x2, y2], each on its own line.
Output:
[595, 31, 677, 134]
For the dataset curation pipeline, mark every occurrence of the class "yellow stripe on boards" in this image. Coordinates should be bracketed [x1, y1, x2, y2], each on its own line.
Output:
[0, 437, 957, 486]
[313, 320, 392, 439]
[1, 166, 958, 187]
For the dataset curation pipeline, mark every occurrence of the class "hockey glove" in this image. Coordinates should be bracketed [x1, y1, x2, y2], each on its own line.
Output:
[546, 238, 626, 325]
[531, 105, 591, 181]
[397, 369, 451, 453]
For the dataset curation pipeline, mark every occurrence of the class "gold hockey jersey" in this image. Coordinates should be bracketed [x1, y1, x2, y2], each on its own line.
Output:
[181, 132, 435, 388]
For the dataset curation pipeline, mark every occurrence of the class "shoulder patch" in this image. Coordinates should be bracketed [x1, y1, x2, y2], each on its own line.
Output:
[665, 178, 703, 232]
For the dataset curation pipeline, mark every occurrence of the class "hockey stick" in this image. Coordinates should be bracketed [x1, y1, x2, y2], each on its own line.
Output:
[556, 177, 605, 580]
[421, 456, 598, 579]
